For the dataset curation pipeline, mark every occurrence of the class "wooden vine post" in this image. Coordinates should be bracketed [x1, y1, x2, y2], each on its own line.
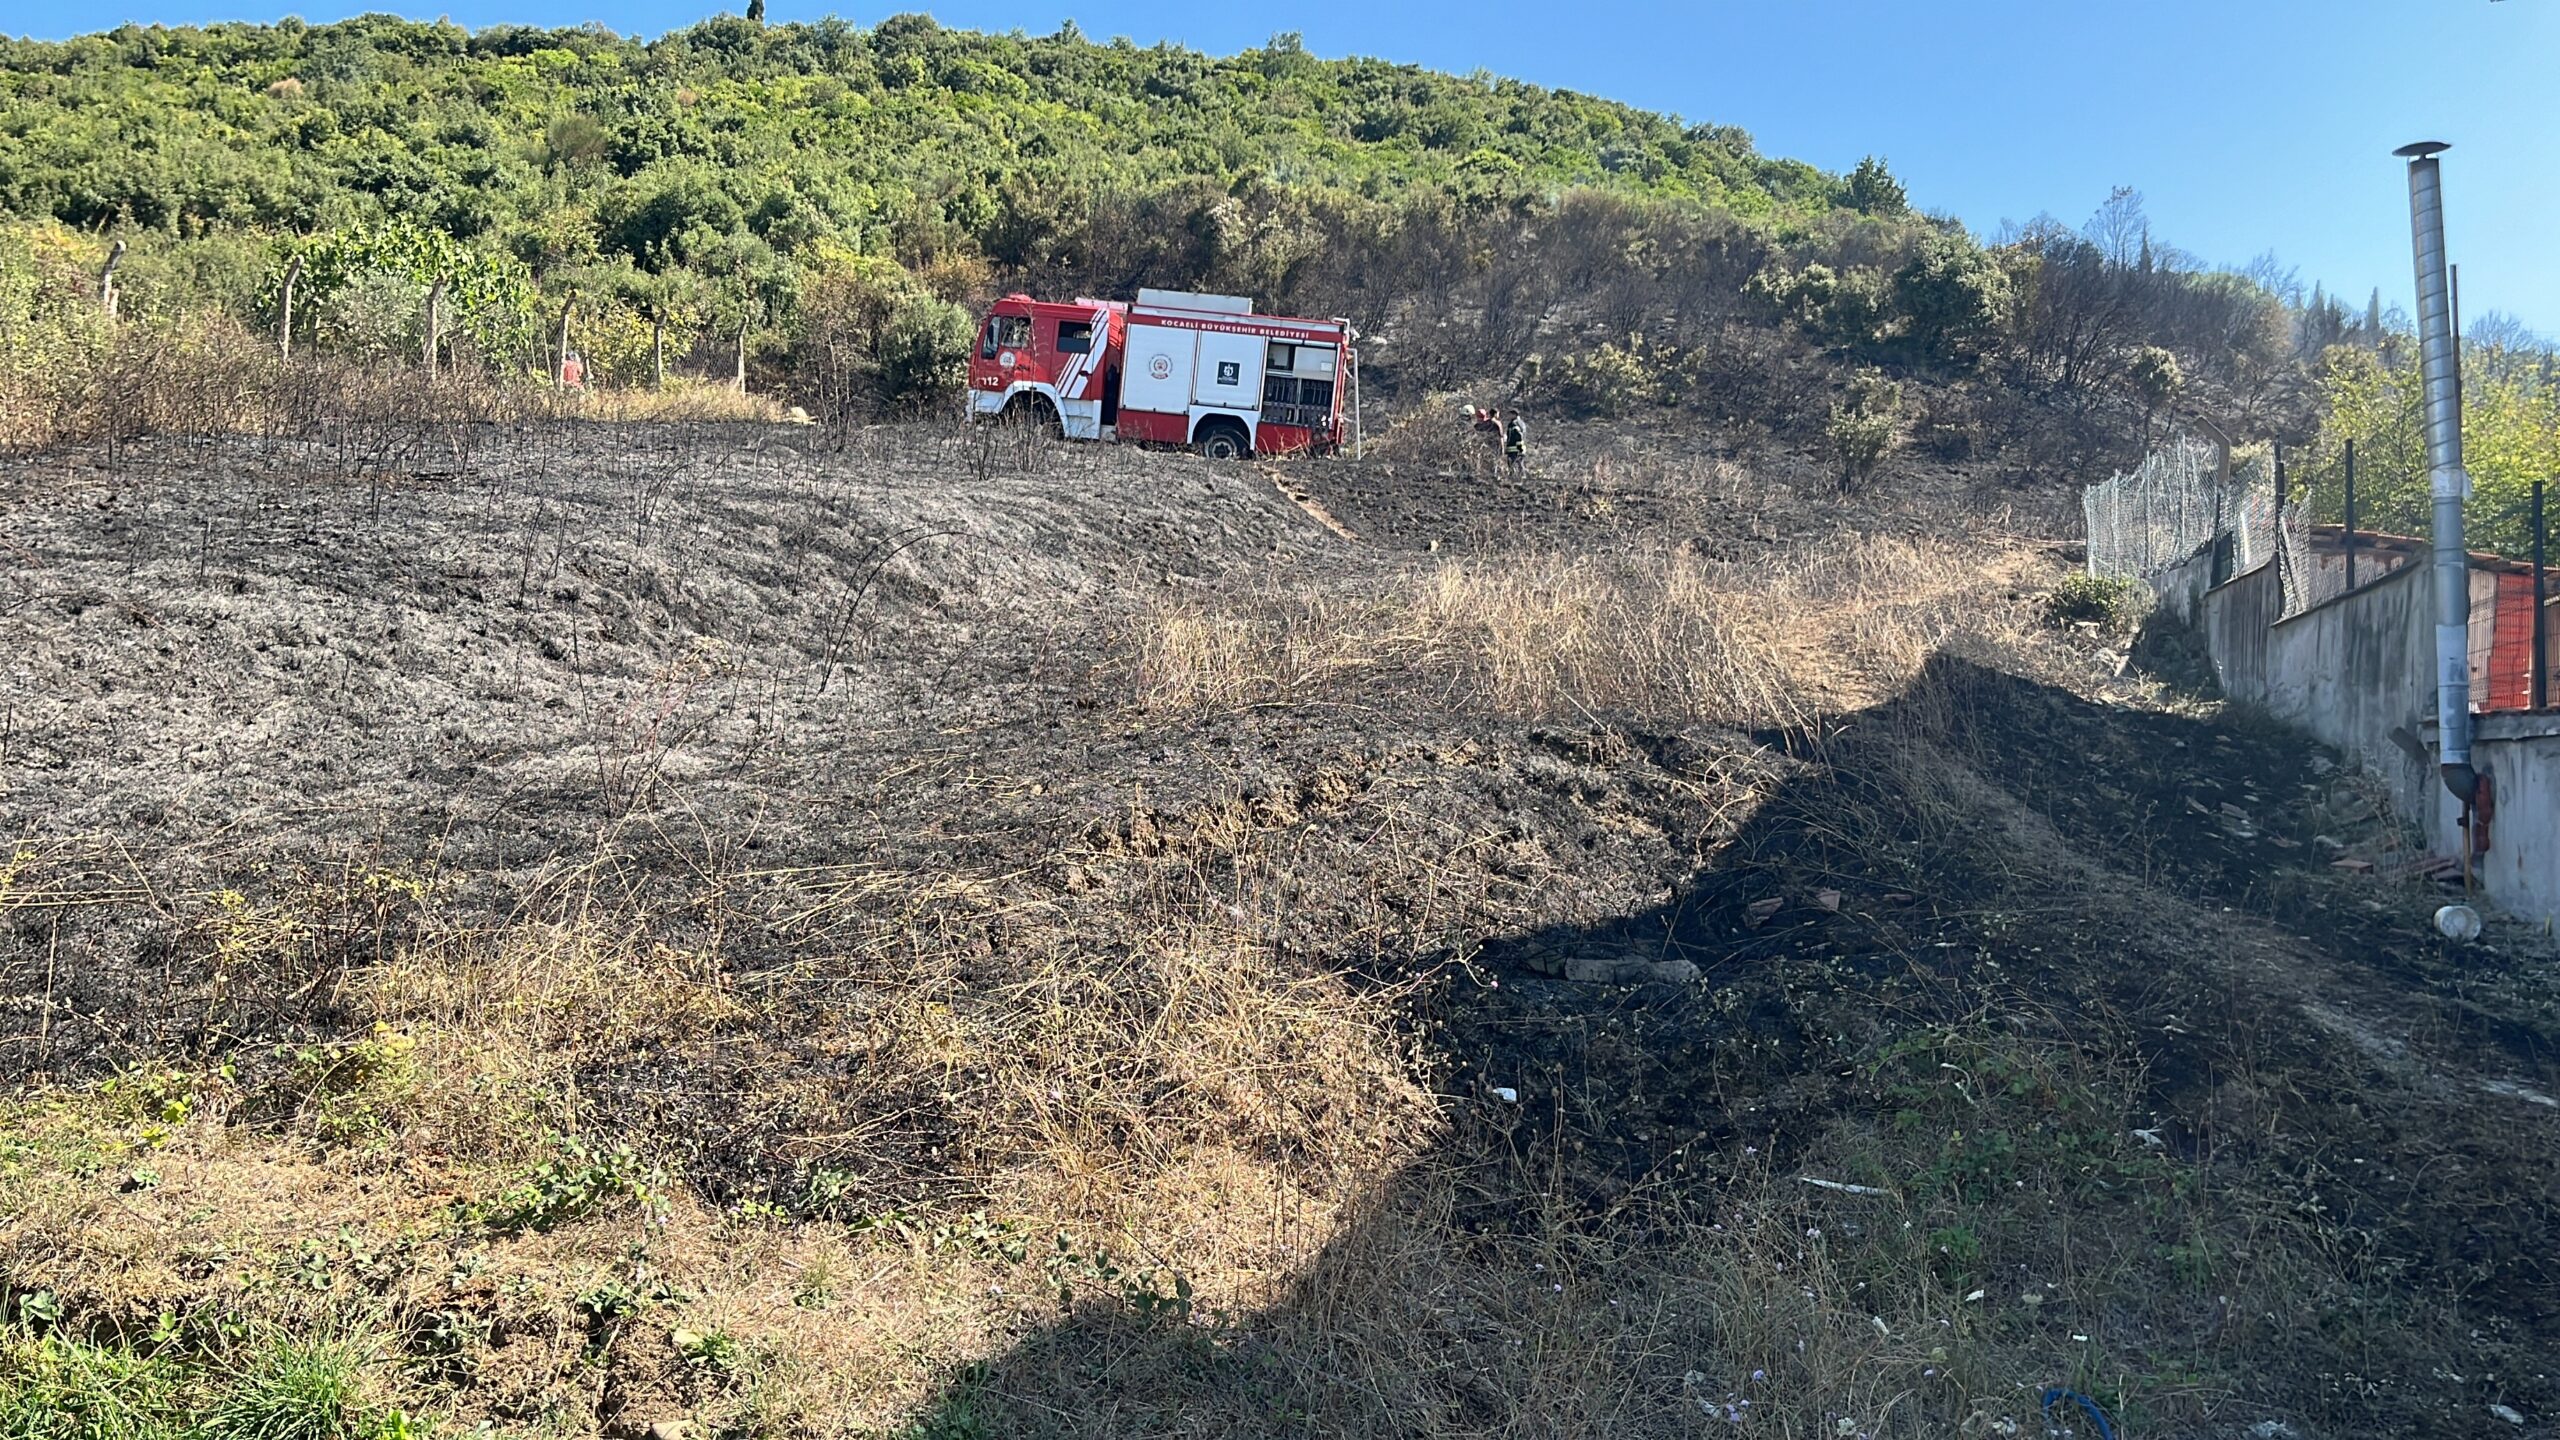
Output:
[555, 295, 575, 388]
[278, 255, 303, 361]
[98, 239, 127, 320]
[422, 274, 447, 380]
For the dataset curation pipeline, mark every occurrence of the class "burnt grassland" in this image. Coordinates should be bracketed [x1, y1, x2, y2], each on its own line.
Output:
[2, 419, 2556, 1439]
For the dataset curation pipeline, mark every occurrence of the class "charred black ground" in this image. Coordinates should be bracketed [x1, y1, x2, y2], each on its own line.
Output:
[3, 419, 2556, 1439]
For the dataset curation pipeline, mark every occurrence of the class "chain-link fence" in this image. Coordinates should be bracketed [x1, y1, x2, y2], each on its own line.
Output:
[2084, 440, 2433, 623]
[2269, 502, 2418, 620]
[2092, 439, 2553, 710]
[2083, 440, 2275, 589]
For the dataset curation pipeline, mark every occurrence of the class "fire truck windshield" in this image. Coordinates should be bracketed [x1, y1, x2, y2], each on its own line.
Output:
[981, 315, 1030, 359]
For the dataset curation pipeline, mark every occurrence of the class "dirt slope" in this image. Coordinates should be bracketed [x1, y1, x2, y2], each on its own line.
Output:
[2, 419, 2556, 1439]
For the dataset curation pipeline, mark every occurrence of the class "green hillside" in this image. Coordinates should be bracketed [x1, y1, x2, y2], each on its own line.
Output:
[0, 15, 1866, 366]
[0, 15, 1840, 243]
[0, 14, 1998, 443]
[18, 7, 2528, 539]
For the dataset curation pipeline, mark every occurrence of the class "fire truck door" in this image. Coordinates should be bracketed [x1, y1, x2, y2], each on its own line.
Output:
[1190, 330, 1265, 410]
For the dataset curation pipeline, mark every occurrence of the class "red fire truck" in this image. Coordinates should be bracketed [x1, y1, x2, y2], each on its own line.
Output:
[966, 287, 1358, 458]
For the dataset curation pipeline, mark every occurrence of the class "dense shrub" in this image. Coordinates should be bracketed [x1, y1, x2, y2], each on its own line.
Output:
[786, 254, 975, 415]
[1893, 232, 2011, 365]
[1550, 338, 1661, 418]
[2045, 572, 2147, 628]
[1825, 369, 1904, 491]
[876, 292, 976, 409]
[1751, 262, 1893, 351]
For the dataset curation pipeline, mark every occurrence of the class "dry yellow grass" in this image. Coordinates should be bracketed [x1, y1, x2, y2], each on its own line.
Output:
[1140, 533, 2031, 731]
[519, 380, 790, 425]
[346, 920, 744, 1165]
[2, 318, 789, 453]
[0, 886, 1449, 1435]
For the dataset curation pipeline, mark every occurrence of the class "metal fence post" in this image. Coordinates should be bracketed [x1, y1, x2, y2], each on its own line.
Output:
[2273, 440, 2290, 608]
[2211, 468, 2228, 585]
[2536, 477, 2549, 710]
[2344, 438, 2358, 590]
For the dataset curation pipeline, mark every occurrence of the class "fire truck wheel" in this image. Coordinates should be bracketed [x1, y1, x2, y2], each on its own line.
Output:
[1195, 422, 1251, 461]
[999, 395, 1062, 436]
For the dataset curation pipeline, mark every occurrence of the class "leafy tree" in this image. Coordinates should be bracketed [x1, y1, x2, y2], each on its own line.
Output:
[875, 291, 974, 408]
[602, 169, 746, 270]
[2127, 345, 2183, 445]
[294, 222, 540, 363]
[1845, 155, 1907, 216]
[613, 263, 701, 386]
[317, 266, 430, 359]
[1892, 231, 2010, 365]
[2308, 343, 2560, 557]
[690, 228, 792, 388]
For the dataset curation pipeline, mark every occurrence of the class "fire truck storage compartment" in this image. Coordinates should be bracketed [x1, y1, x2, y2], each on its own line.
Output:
[1189, 328, 1265, 409]
[1119, 324, 1197, 417]
[1261, 342, 1336, 431]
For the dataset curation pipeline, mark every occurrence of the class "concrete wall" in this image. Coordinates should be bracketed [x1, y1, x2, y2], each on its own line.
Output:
[2150, 545, 2220, 625]
[2179, 551, 2559, 929]
[2200, 561, 2280, 702]
[2194, 559, 2439, 821]
[2424, 713, 2560, 931]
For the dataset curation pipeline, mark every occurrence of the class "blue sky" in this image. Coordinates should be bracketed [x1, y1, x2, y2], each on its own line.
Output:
[9, 0, 2556, 336]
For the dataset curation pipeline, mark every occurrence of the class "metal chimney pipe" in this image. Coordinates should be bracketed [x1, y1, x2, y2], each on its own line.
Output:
[2397, 140, 2475, 800]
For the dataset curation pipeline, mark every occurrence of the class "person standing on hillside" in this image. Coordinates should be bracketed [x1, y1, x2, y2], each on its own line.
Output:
[1502, 408, 1528, 478]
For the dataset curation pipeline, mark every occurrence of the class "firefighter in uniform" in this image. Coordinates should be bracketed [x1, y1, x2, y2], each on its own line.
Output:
[1502, 408, 1527, 477]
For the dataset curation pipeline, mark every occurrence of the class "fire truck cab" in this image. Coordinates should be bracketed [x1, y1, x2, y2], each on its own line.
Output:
[966, 294, 1128, 441]
[967, 287, 1355, 459]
